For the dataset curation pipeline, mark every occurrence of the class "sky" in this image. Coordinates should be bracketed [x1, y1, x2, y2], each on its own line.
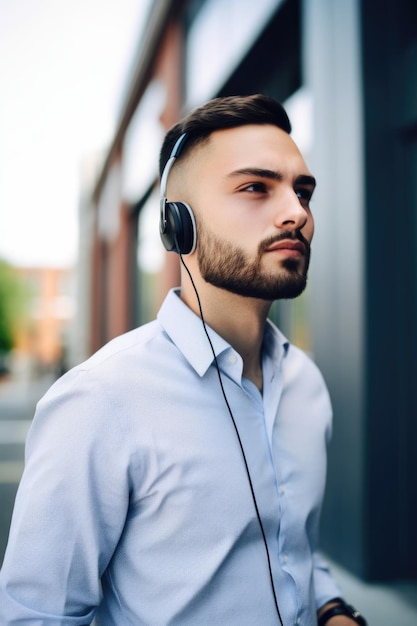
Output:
[0, 0, 151, 268]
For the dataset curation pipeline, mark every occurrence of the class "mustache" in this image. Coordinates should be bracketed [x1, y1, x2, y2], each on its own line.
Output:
[259, 230, 310, 255]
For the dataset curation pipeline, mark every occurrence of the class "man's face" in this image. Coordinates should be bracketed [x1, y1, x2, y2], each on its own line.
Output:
[182, 124, 315, 301]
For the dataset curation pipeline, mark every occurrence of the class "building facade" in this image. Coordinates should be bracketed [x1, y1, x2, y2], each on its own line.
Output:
[13, 267, 74, 376]
[79, 0, 417, 582]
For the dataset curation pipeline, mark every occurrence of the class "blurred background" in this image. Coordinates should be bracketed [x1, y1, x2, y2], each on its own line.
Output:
[1, 0, 416, 623]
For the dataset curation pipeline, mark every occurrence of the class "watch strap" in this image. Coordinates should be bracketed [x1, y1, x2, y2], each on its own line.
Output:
[318, 599, 367, 626]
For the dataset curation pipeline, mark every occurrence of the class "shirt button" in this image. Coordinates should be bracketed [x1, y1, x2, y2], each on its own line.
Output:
[282, 555, 288, 564]
[296, 619, 301, 625]
[227, 354, 238, 365]
[279, 485, 286, 495]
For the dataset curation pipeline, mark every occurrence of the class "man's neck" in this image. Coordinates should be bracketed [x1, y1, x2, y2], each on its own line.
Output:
[180, 280, 271, 392]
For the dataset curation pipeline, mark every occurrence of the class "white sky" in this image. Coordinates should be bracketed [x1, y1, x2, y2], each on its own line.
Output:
[0, 0, 151, 268]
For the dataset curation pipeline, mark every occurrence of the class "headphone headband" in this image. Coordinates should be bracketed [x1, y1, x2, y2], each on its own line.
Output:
[160, 133, 188, 206]
[159, 132, 197, 255]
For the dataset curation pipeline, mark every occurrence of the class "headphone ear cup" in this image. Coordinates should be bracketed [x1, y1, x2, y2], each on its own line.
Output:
[160, 201, 196, 255]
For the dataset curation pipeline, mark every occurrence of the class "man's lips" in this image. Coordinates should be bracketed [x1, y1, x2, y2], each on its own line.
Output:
[264, 239, 306, 256]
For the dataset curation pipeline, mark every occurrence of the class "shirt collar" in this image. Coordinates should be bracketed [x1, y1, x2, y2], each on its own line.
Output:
[157, 288, 290, 379]
[263, 319, 290, 362]
[157, 289, 231, 377]
[262, 319, 290, 384]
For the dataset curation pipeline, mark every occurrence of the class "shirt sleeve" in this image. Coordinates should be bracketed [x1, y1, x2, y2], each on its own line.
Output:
[313, 551, 344, 609]
[0, 367, 131, 624]
[303, 356, 344, 609]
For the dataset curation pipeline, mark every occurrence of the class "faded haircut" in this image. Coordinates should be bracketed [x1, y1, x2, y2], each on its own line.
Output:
[159, 94, 292, 177]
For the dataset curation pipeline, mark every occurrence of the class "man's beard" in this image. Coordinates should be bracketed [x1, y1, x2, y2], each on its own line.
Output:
[197, 227, 311, 301]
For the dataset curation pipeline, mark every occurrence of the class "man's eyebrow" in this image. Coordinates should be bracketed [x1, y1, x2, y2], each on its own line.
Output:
[227, 167, 283, 181]
[226, 168, 316, 188]
[295, 174, 317, 188]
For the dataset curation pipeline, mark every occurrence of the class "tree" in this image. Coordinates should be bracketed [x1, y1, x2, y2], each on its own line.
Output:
[0, 259, 29, 356]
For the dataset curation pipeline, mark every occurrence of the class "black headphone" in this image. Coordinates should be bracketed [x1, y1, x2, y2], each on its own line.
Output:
[159, 132, 197, 255]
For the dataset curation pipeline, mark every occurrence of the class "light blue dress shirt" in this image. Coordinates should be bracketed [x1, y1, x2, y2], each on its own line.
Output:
[0, 289, 341, 625]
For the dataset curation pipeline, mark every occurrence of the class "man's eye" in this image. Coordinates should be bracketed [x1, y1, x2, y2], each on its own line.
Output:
[242, 182, 267, 193]
[296, 188, 313, 204]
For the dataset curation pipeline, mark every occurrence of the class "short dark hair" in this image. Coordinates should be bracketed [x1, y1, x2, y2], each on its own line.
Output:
[159, 94, 291, 177]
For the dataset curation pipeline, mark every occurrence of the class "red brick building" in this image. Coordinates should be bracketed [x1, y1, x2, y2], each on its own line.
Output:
[14, 267, 74, 375]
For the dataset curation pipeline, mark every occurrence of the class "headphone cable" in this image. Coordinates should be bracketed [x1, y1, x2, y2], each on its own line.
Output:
[179, 254, 284, 626]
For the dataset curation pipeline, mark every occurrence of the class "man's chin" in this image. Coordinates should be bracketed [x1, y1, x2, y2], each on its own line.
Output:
[213, 275, 308, 300]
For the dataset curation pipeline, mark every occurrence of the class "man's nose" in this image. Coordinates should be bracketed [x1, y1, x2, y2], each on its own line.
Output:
[273, 189, 309, 231]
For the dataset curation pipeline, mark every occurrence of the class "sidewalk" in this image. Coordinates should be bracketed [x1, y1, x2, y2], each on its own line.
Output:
[0, 373, 54, 416]
[0, 373, 55, 564]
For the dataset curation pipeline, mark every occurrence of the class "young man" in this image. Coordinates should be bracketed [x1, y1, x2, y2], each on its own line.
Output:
[0, 95, 366, 625]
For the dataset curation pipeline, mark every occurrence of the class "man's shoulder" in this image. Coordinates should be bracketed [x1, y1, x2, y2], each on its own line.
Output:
[50, 320, 167, 394]
[82, 319, 163, 370]
[36, 320, 170, 414]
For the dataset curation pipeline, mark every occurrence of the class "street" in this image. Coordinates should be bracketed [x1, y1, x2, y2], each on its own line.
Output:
[0, 374, 53, 565]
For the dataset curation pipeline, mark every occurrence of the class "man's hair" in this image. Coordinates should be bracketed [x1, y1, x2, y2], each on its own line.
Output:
[159, 94, 291, 177]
